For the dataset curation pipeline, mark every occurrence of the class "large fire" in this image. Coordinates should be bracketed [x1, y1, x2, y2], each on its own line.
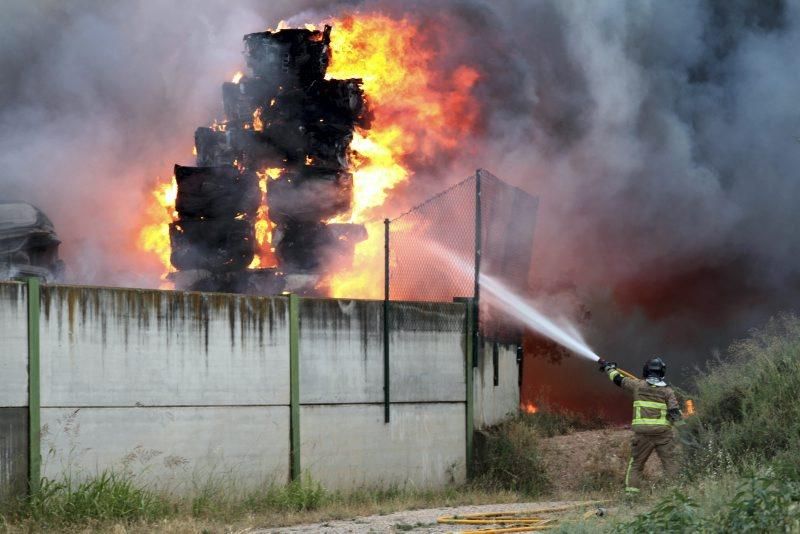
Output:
[138, 13, 480, 296]
[325, 14, 479, 297]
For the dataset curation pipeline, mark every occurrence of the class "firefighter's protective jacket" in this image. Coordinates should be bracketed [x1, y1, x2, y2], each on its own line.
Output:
[606, 369, 683, 434]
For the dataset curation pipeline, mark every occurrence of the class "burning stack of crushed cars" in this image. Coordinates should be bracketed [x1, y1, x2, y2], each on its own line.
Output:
[170, 25, 370, 294]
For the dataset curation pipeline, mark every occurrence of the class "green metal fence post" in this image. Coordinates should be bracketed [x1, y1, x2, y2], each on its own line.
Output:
[26, 277, 41, 493]
[473, 170, 482, 368]
[288, 293, 300, 481]
[383, 218, 390, 423]
[464, 298, 474, 478]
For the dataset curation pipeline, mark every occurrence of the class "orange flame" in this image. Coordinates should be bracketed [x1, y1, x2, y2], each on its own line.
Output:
[251, 168, 282, 269]
[685, 399, 695, 416]
[521, 401, 538, 414]
[231, 71, 243, 84]
[137, 176, 177, 288]
[252, 108, 264, 132]
[325, 14, 480, 297]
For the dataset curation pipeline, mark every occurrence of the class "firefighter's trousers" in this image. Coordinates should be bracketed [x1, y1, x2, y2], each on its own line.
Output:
[625, 428, 680, 493]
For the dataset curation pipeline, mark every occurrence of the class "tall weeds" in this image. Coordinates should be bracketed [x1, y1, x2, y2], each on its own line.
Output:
[6, 472, 171, 526]
[684, 314, 800, 477]
[474, 416, 551, 496]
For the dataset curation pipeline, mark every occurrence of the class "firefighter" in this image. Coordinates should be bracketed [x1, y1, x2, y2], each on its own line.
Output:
[599, 357, 684, 495]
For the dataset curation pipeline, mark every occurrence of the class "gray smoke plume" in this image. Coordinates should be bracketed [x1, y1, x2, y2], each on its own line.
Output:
[445, 0, 800, 380]
[1, 0, 798, 381]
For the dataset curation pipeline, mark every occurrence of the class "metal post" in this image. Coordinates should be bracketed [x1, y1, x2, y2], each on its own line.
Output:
[492, 341, 499, 387]
[26, 277, 41, 493]
[473, 170, 482, 368]
[288, 293, 300, 481]
[383, 218, 390, 423]
[464, 298, 475, 478]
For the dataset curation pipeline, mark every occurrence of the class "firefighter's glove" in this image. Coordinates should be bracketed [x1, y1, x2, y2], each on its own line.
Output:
[599, 360, 618, 373]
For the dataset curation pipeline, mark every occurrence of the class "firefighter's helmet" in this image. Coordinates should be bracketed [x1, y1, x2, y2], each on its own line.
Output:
[642, 357, 666, 379]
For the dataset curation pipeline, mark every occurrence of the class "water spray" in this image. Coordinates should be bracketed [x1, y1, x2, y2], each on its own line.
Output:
[480, 272, 639, 379]
[477, 271, 600, 362]
[428, 242, 641, 377]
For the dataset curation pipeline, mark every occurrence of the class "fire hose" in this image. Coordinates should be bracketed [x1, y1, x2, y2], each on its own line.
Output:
[597, 358, 637, 380]
[436, 501, 608, 533]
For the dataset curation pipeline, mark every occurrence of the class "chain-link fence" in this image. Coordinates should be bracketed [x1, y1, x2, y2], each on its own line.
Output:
[385, 168, 539, 349]
[388, 176, 478, 302]
[375, 169, 537, 422]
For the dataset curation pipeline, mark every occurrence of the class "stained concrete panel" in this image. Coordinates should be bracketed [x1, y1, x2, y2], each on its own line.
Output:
[299, 299, 466, 404]
[39, 287, 290, 407]
[0, 408, 27, 503]
[298, 299, 384, 404]
[389, 302, 466, 403]
[0, 283, 28, 407]
[473, 342, 519, 429]
[300, 403, 465, 490]
[41, 406, 289, 490]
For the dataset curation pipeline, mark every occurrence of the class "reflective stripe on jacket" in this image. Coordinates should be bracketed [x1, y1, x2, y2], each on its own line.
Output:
[607, 369, 680, 433]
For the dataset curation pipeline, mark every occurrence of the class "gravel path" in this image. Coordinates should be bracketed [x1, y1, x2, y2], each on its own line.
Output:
[254, 500, 596, 533]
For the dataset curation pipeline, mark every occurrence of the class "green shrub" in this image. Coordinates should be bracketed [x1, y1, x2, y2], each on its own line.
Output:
[616, 473, 800, 533]
[685, 315, 800, 476]
[616, 489, 702, 533]
[718, 474, 800, 532]
[474, 417, 550, 496]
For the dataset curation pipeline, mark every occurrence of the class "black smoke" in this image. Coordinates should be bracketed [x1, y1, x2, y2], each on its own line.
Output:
[449, 0, 800, 381]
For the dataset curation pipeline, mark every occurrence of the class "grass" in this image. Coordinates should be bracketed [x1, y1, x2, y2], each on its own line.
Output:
[0, 471, 522, 533]
[23, 472, 173, 524]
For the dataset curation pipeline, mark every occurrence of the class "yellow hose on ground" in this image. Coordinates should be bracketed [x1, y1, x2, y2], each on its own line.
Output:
[436, 501, 606, 533]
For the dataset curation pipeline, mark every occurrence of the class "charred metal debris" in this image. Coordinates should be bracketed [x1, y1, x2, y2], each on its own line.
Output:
[170, 25, 370, 294]
[0, 202, 63, 283]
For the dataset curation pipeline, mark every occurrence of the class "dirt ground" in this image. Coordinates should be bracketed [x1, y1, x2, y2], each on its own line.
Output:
[538, 428, 664, 494]
[255, 428, 663, 533]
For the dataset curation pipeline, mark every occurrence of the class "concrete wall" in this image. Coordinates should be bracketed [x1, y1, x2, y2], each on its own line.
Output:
[0, 283, 28, 502]
[298, 299, 468, 489]
[0, 283, 28, 407]
[301, 403, 465, 489]
[0, 409, 27, 502]
[474, 341, 520, 429]
[389, 302, 467, 403]
[40, 407, 289, 490]
[298, 299, 466, 404]
[37, 286, 291, 488]
[39, 287, 290, 407]
[0, 283, 519, 496]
